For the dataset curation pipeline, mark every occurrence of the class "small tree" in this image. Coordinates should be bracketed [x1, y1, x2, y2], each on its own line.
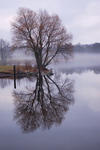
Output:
[11, 8, 72, 70]
[0, 39, 10, 65]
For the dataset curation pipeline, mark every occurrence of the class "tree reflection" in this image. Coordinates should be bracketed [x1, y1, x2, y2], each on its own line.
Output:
[0, 79, 11, 88]
[13, 73, 74, 133]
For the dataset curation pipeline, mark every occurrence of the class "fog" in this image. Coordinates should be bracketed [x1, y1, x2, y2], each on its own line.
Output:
[52, 52, 100, 73]
[1, 50, 100, 74]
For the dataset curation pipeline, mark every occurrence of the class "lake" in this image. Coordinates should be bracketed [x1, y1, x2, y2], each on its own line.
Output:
[0, 53, 100, 150]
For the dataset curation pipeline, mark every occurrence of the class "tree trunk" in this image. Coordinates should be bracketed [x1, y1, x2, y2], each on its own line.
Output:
[34, 51, 43, 74]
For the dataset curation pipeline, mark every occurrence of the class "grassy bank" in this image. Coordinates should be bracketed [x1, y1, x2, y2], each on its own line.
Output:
[0, 65, 50, 74]
[0, 66, 13, 73]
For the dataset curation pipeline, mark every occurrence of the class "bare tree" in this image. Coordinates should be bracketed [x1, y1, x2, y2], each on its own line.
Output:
[0, 39, 11, 65]
[11, 8, 72, 70]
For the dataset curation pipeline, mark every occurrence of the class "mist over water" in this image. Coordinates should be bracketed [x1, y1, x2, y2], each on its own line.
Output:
[5, 50, 100, 71]
[52, 52, 100, 74]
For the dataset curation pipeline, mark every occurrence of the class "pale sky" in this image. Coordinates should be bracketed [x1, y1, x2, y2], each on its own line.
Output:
[0, 0, 100, 44]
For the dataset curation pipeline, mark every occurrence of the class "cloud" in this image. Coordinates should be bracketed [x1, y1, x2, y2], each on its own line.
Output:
[0, 15, 13, 30]
[74, 1, 100, 28]
[0, 0, 100, 43]
[71, 1, 100, 43]
[0, 13, 13, 40]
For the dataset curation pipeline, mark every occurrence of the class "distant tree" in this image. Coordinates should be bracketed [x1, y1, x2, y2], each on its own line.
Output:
[0, 39, 11, 65]
[11, 8, 72, 71]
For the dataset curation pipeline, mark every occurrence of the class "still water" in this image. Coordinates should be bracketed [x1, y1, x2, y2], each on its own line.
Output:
[0, 51, 100, 150]
[0, 55, 100, 149]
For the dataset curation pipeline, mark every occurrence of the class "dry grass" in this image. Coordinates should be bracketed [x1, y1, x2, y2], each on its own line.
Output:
[0, 66, 13, 73]
[0, 65, 50, 74]
[0, 65, 38, 73]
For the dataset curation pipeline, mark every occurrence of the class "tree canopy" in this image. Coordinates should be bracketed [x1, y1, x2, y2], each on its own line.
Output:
[12, 8, 72, 69]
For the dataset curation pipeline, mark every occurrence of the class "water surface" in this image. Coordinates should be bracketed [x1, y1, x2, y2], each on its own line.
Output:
[0, 52, 100, 150]
[0, 69, 100, 150]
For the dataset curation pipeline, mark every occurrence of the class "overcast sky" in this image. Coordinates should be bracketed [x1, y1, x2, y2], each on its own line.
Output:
[0, 0, 100, 44]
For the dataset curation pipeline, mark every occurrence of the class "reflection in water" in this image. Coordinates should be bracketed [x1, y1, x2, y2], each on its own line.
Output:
[0, 79, 12, 88]
[13, 73, 74, 133]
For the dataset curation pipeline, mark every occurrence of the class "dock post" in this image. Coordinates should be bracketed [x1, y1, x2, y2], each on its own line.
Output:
[13, 65, 16, 89]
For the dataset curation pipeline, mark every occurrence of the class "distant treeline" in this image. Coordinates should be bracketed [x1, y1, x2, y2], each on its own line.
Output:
[73, 43, 100, 53]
